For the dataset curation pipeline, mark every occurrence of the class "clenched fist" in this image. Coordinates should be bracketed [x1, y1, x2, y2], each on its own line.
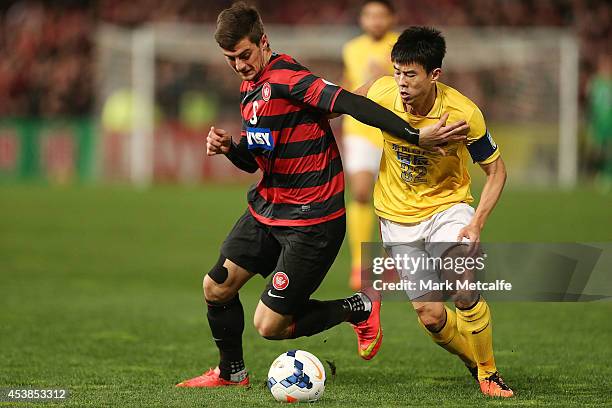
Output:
[206, 126, 232, 156]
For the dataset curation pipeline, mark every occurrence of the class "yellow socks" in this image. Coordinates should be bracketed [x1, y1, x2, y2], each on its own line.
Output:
[456, 297, 497, 380]
[347, 201, 374, 271]
[419, 305, 477, 369]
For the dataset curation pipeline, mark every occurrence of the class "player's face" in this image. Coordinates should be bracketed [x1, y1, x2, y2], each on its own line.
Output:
[221, 35, 269, 81]
[360, 2, 394, 41]
[393, 62, 440, 107]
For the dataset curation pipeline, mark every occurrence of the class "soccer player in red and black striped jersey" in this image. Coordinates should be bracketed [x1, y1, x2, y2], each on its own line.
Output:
[176, 2, 468, 389]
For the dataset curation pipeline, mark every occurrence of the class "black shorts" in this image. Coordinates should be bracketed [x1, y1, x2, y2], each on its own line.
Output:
[220, 210, 345, 315]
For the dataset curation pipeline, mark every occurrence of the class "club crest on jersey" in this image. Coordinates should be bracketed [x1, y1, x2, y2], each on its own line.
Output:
[246, 127, 274, 151]
[262, 82, 272, 101]
[272, 272, 289, 290]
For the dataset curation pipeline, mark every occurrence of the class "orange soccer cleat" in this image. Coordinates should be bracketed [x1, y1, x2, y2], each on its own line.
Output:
[351, 287, 383, 360]
[479, 372, 514, 398]
[176, 367, 249, 388]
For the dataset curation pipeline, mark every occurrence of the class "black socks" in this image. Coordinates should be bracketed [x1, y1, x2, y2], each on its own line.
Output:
[291, 293, 373, 338]
[206, 294, 246, 381]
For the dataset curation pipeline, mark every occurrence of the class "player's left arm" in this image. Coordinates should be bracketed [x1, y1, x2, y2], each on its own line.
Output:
[458, 107, 506, 248]
[458, 156, 507, 247]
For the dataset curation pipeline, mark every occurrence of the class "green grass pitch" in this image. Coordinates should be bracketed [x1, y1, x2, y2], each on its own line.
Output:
[0, 184, 610, 407]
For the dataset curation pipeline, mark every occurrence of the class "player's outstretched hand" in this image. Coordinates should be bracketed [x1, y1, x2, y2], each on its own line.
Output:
[419, 113, 469, 155]
[207, 126, 232, 156]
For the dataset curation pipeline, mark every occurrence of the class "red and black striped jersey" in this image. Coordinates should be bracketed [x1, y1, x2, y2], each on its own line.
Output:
[237, 53, 345, 226]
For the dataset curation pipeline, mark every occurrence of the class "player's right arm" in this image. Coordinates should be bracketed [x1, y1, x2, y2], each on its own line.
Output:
[207, 126, 259, 173]
[283, 65, 467, 148]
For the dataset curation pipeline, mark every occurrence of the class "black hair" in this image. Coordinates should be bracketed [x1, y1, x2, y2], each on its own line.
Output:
[215, 2, 264, 50]
[391, 26, 446, 73]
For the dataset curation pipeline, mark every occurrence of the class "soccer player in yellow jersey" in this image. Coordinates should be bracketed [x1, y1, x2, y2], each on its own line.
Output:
[342, 0, 399, 290]
[356, 27, 514, 397]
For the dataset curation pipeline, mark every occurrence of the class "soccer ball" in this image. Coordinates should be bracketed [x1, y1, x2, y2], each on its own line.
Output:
[267, 350, 326, 403]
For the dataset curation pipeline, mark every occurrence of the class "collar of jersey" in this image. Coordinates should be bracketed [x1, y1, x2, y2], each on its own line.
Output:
[249, 52, 282, 85]
[393, 82, 444, 120]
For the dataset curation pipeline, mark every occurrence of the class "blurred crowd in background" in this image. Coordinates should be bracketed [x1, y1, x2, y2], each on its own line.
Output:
[0, 0, 609, 118]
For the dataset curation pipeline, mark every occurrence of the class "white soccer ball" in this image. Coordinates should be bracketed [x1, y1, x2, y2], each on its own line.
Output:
[267, 350, 326, 403]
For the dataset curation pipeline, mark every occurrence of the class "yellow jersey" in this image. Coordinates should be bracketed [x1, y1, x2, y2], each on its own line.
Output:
[342, 32, 399, 147]
[367, 76, 500, 223]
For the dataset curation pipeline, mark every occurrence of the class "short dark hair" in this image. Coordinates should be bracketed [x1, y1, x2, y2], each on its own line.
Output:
[362, 0, 395, 14]
[214, 2, 264, 50]
[391, 26, 446, 73]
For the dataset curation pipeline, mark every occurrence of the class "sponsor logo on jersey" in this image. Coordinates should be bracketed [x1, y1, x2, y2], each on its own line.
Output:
[262, 82, 272, 101]
[272, 272, 289, 290]
[246, 127, 274, 151]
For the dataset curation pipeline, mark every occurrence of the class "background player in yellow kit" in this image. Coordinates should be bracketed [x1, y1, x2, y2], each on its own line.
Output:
[342, 0, 399, 290]
[356, 27, 514, 397]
